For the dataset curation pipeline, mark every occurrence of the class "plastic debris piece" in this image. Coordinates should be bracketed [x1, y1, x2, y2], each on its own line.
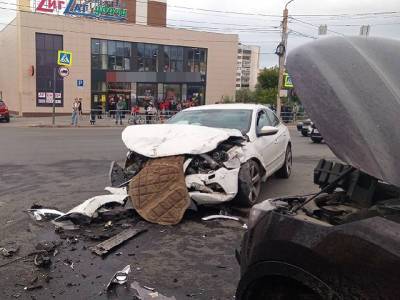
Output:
[91, 228, 147, 256]
[0, 246, 19, 257]
[130, 281, 176, 300]
[104, 186, 128, 196]
[201, 215, 241, 222]
[106, 265, 131, 291]
[27, 209, 65, 221]
[55, 194, 128, 223]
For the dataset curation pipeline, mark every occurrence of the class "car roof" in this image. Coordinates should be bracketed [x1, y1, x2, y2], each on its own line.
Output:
[183, 103, 268, 112]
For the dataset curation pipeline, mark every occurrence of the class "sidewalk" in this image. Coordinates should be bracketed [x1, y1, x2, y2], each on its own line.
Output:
[2, 115, 128, 128]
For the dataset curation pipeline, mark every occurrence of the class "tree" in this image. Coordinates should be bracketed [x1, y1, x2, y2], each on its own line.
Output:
[255, 87, 277, 105]
[257, 66, 279, 90]
[235, 88, 255, 103]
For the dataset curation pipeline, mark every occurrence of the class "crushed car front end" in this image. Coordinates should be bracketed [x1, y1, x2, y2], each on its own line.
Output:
[237, 160, 400, 300]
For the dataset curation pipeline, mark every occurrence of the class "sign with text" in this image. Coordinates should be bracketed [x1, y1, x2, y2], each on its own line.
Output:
[33, 0, 67, 14]
[64, 0, 127, 20]
[37, 91, 63, 106]
[33, 0, 127, 21]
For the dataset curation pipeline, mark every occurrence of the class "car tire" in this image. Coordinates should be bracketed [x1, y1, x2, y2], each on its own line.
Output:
[311, 138, 322, 143]
[235, 160, 262, 207]
[237, 276, 322, 300]
[5, 115, 10, 123]
[276, 144, 292, 179]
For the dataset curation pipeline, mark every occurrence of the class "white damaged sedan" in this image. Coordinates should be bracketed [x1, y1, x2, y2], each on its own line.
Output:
[118, 104, 292, 207]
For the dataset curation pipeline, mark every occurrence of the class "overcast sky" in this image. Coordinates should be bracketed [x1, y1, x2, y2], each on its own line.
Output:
[1, 0, 399, 67]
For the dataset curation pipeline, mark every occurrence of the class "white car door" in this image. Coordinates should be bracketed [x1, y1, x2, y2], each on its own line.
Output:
[266, 109, 288, 170]
[253, 109, 282, 177]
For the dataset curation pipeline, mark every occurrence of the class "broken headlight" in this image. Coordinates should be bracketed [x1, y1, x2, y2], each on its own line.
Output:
[211, 150, 229, 163]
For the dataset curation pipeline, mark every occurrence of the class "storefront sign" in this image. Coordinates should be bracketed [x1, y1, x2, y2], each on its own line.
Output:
[34, 0, 66, 14]
[64, 0, 128, 20]
[33, 0, 127, 21]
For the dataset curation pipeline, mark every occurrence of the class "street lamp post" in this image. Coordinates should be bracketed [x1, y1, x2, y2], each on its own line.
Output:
[276, 0, 294, 119]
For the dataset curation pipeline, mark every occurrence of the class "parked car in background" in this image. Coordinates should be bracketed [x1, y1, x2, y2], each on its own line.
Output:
[236, 37, 400, 299]
[310, 123, 323, 143]
[112, 104, 292, 207]
[300, 119, 312, 137]
[0, 100, 10, 122]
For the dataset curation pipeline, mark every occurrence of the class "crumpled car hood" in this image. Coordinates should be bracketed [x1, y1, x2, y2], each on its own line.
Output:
[122, 124, 243, 158]
[287, 36, 400, 187]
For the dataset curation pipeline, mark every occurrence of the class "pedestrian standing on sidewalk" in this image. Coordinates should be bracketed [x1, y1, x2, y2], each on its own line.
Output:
[78, 98, 83, 120]
[71, 98, 79, 127]
[116, 97, 124, 125]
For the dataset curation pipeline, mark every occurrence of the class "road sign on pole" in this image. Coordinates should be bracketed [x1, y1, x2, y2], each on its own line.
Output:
[57, 50, 72, 66]
[58, 66, 70, 77]
[283, 73, 294, 88]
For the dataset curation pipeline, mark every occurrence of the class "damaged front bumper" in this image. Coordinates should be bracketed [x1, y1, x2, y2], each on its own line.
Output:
[186, 167, 240, 205]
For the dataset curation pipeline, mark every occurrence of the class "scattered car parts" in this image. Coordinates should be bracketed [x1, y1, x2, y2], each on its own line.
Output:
[91, 228, 147, 256]
[106, 265, 131, 291]
[131, 281, 176, 300]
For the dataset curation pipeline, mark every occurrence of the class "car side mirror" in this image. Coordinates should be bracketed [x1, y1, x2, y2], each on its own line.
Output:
[258, 126, 278, 136]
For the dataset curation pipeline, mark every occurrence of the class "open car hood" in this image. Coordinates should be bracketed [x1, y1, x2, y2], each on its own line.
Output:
[287, 36, 400, 187]
[122, 124, 243, 158]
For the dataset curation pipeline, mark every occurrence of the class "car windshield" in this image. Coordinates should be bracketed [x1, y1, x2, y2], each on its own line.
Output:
[167, 109, 253, 134]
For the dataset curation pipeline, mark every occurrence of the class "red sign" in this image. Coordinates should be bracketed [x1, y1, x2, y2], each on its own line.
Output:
[36, 0, 66, 13]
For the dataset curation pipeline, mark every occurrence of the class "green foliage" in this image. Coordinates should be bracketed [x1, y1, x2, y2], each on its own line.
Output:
[257, 66, 279, 90]
[255, 87, 277, 105]
[235, 88, 254, 103]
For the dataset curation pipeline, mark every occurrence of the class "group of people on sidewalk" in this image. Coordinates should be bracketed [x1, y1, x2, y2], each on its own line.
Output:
[72, 97, 126, 126]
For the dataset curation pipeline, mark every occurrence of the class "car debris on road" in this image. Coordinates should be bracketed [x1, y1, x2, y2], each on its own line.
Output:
[106, 264, 131, 291]
[91, 228, 147, 256]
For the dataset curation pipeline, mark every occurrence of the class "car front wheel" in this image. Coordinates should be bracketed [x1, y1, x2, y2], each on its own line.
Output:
[276, 144, 292, 178]
[235, 160, 262, 207]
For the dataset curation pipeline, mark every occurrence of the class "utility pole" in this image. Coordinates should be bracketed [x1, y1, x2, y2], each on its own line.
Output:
[276, 0, 294, 119]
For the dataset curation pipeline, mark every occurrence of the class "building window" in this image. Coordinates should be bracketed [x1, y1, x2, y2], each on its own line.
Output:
[186, 48, 207, 75]
[35, 33, 63, 107]
[186, 84, 205, 106]
[91, 39, 131, 71]
[163, 46, 184, 72]
[137, 43, 158, 72]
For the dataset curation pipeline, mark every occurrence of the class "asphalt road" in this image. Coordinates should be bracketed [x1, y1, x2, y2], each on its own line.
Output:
[0, 126, 335, 300]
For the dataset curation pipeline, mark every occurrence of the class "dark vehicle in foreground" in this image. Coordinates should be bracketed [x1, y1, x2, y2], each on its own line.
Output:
[310, 123, 323, 143]
[236, 36, 400, 299]
[0, 100, 10, 122]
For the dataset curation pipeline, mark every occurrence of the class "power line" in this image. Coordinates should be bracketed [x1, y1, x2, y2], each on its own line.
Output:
[290, 17, 345, 36]
[289, 29, 318, 40]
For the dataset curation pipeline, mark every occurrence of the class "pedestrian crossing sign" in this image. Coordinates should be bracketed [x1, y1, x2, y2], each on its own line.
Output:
[57, 50, 72, 67]
[283, 72, 294, 88]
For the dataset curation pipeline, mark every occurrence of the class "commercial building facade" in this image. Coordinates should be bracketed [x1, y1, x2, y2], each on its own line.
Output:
[0, 1, 237, 116]
[236, 43, 260, 91]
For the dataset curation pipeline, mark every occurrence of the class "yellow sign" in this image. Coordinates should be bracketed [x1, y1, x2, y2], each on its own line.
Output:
[57, 50, 72, 67]
[283, 72, 293, 88]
